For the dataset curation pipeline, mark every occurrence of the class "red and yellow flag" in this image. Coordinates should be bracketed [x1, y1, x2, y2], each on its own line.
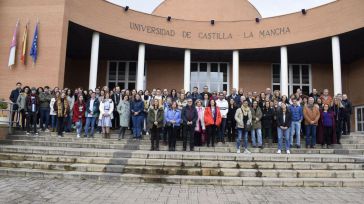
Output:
[20, 21, 28, 65]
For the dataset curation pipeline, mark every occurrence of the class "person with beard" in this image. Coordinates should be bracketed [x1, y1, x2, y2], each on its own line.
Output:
[25, 87, 40, 135]
[53, 92, 70, 137]
[181, 98, 198, 151]
[9, 82, 22, 127]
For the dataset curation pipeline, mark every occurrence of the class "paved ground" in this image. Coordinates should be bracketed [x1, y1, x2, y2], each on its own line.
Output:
[0, 177, 363, 204]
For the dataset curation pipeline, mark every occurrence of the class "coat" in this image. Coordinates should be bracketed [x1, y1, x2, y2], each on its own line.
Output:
[261, 107, 274, 128]
[147, 107, 164, 129]
[195, 106, 206, 131]
[9, 88, 21, 110]
[317, 110, 337, 145]
[165, 108, 182, 127]
[99, 99, 114, 120]
[204, 107, 222, 127]
[25, 94, 40, 113]
[181, 105, 198, 127]
[85, 98, 100, 118]
[39, 92, 52, 109]
[131, 99, 144, 117]
[72, 102, 86, 123]
[227, 106, 237, 126]
[54, 98, 70, 117]
[303, 105, 320, 126]
[234, 107, 252, 129]
[117, 100, 130, 127]
[16, 93, 27, 111]
[276, 109, 292, 128]
[251, 107, 262, 130]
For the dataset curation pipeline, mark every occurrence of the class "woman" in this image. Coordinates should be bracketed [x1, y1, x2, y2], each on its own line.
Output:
[131, 94, 144, 139]
[176, 93, 187, 110]
[143, 90, 152, 136]
[318, 104, 336, 148]
[98, 92, 114, 139]
[332, 97, 344, 144]
[226, 98, 237, 142]
[261, 101, 274, 147]
[147, 99, 164, 151]
[251, 101, 263, 148]
[49, 91, 59, 132]
[281, 95, 289, 106]
[170, 89, 178, 102]
[165, 101, 181, 151]
[202, 93, 210, 108]
[117, 95, 130, 140]
[316, 98, 323, 110]
[204, 99, 222, 147]
[235, 100, 252, 154]
[17, 86, 29, 131]
[54, 92, 70, 137]
[73, 95, 86, 138]
[65, 89, 74, 132]
[276, 103, 292, 154]
[194, 100, 206, 146]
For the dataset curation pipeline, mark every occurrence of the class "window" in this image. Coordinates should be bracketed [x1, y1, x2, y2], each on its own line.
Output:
[107, 61, 137, 90]
[356, 106, 364, 132]
[190, 62, 229, 93]
[272, 64, 312, 96]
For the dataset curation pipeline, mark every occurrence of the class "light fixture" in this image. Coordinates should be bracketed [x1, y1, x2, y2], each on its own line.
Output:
[124, 6, 129, 11]
[211, 20, 215, 25]
[301, 9, 307, 15]
[167, 16, 171, 21]
[255, 17, 260, 23]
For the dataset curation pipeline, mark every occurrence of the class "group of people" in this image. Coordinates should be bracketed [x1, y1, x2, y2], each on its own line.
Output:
[9, 82, 353, 154]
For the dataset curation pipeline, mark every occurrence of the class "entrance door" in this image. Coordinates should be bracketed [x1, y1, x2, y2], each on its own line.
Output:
[356, 106, 364, 132]
[190, 62, 229, 92]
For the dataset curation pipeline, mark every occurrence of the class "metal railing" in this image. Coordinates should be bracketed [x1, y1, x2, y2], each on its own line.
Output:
[0, 101, 18, 135]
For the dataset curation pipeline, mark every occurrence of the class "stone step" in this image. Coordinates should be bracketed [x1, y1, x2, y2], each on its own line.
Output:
[0, 167, 363, 187]
[121, 165, 364, 178]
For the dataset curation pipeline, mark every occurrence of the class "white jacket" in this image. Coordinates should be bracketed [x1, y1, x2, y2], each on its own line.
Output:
[195, 106, 206, 131]
[99, 99, 114, 120]
[216, 99, 229, 118]
[49, 98, 56, 116]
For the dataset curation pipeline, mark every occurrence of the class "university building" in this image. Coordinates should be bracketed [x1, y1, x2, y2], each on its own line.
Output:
[0, 0, 364, 131]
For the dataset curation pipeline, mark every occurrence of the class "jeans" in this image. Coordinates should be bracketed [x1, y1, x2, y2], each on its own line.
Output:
[251, 128, 262, 147]
[132, 115, 143, 138]
[236, 128, 248, 149]
[305, 125, 317, 147]
[218, 118, 227, 141]
[75, 119, 83, 135]
[277, 127, 290, 150]
[290, 121, 301, 146]
[50, 115, 57, 129]
[39, 107, 50, 130]
[85, 117, 96, 137]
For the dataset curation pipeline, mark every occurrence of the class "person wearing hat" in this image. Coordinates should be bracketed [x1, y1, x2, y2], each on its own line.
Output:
[25, 87, 40, 135]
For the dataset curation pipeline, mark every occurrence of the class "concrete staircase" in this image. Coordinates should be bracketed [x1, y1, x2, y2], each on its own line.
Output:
[0, 131, 363, 187]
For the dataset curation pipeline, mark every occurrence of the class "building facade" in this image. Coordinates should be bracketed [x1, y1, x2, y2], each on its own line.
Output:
[0, 0, 364, 131]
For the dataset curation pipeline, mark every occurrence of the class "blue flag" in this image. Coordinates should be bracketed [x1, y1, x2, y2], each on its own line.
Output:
[30, 22, 39, 63]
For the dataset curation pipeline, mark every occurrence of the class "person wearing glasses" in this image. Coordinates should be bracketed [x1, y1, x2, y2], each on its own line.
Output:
[181, 99, 198, 151]
[165, 101, 181, 151]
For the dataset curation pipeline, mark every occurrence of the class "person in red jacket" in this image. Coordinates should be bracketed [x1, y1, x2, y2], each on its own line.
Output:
[204, 99, 222, 147]
[73, 95, 86, 138]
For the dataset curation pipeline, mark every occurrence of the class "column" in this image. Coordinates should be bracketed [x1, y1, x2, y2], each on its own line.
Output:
[280, 46, 289, 96]
[184, 49, 191, 92]
[136, 43, 145, 91]
[332, 36, 342, 95]
[232, 50, 239, 90]
[88, 32, 99, 90]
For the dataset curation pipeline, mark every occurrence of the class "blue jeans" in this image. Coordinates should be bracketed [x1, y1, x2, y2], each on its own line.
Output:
[277, 127, 290, 151]
[50, 115, 57, 129]
[75, 119, 83, 135]
[306, 125, 317, 147]
[290, 121, 301, 146]
[85, 117, 97, 137]
[251, 128, 262, 147]
[39, 107, 50, 130]
[132, 115, 143, 138]
[218, 118, 227, 141]
[236, 128, 248, 149]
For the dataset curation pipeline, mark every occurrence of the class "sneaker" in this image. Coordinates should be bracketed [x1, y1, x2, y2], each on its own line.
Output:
[45, 129, 50, 132]
[243, 149, 251, 154]
[26, 132, 30, 135]
[277, 149, 281, 154]
[34, 132, 39, 136]
[237, 149, 241, 154]
[286, 150, 290, 154]
[77, 134, 80, 138]
[146, 132, 150, 136]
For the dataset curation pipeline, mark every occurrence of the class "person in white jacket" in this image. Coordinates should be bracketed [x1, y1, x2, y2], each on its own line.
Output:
[98, 92, 114, 139]
[49, 92, 59, 132]
[194, 99, 206, 146]
[216, 92, 229, 143]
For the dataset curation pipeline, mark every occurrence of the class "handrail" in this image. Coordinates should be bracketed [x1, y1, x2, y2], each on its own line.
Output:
[0, 101, 17, 135]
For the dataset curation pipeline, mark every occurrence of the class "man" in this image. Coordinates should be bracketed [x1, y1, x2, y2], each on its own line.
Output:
[191, 87, 202, 103]
[341, 94, 352, 135]
[85, 91, 100, 138]
[216, 92, 229, 143]
[289, 98, 303, 148]
[111, 86, 121, 130]
[181, 99, 198, 151]
[265, 88, 273, 100]
[95, 87, 101, 98]
[320, 89, 333, 106]
[303, 97, 320, 148]
[246, 92, 254, 107]
[9, 82, 22, 127]
[25, 87, 39, 135]
[200, 86, 212, 99]
[39, 86, 52, 132]
[309, 88, 320, 102]
[162, 89, 169, 100]
[228, 88, 240, 105]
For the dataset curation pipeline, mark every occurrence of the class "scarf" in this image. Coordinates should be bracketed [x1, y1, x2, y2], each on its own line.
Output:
[242, 105, 250, 116]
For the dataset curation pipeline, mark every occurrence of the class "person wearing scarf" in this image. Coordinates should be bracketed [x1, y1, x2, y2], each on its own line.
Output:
[235, 100, 252, 154]
[54, 92, 70, 137]
[194, 100, 206, 146]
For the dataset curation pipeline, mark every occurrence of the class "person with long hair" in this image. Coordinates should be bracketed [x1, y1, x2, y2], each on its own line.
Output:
[251, 101, 263, 148]
[98, 92, 114, 139]
[194, 99, 206, 146]
[318, 103, 336, 148]
[170, 89, 178, 102]
[131, 94, 144, 139]
[16, 86, 30, 131]
[235, 100, 252, 154]
[204, 99, 222, 147]
[117, 95, 130, 140]
[165, 101, 181, 151]
[262, 101, 274, 147]
[25, 87, 40, 135]
[332, 96, 344, 144]
[276, 103, 292, 154]
[73, 95, 86, 138]
[54, 92, 70, 137]
[147, 99, 164, 151]
[49, 91, 60, 132]
[226, 98, 237, 142]
[65, 89, 74, 132]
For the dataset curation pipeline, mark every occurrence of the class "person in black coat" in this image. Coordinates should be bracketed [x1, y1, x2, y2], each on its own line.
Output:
[276, 103, 292, 154]
[332, 97, 345, 144]
[111, 86, 121, 130]
[226, 98, 237, 142]
[181, 98, 198, 151]
[9, 82, 22, 126]
[261, 101, 274, 147]
[341, 94, 352, 135]
[25, 87, 40, 135]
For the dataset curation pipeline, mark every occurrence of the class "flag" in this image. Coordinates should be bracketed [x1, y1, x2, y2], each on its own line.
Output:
[8, 20, 19, 68]
[30, 21, 39, 64]
[20, 21, 29, 65]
